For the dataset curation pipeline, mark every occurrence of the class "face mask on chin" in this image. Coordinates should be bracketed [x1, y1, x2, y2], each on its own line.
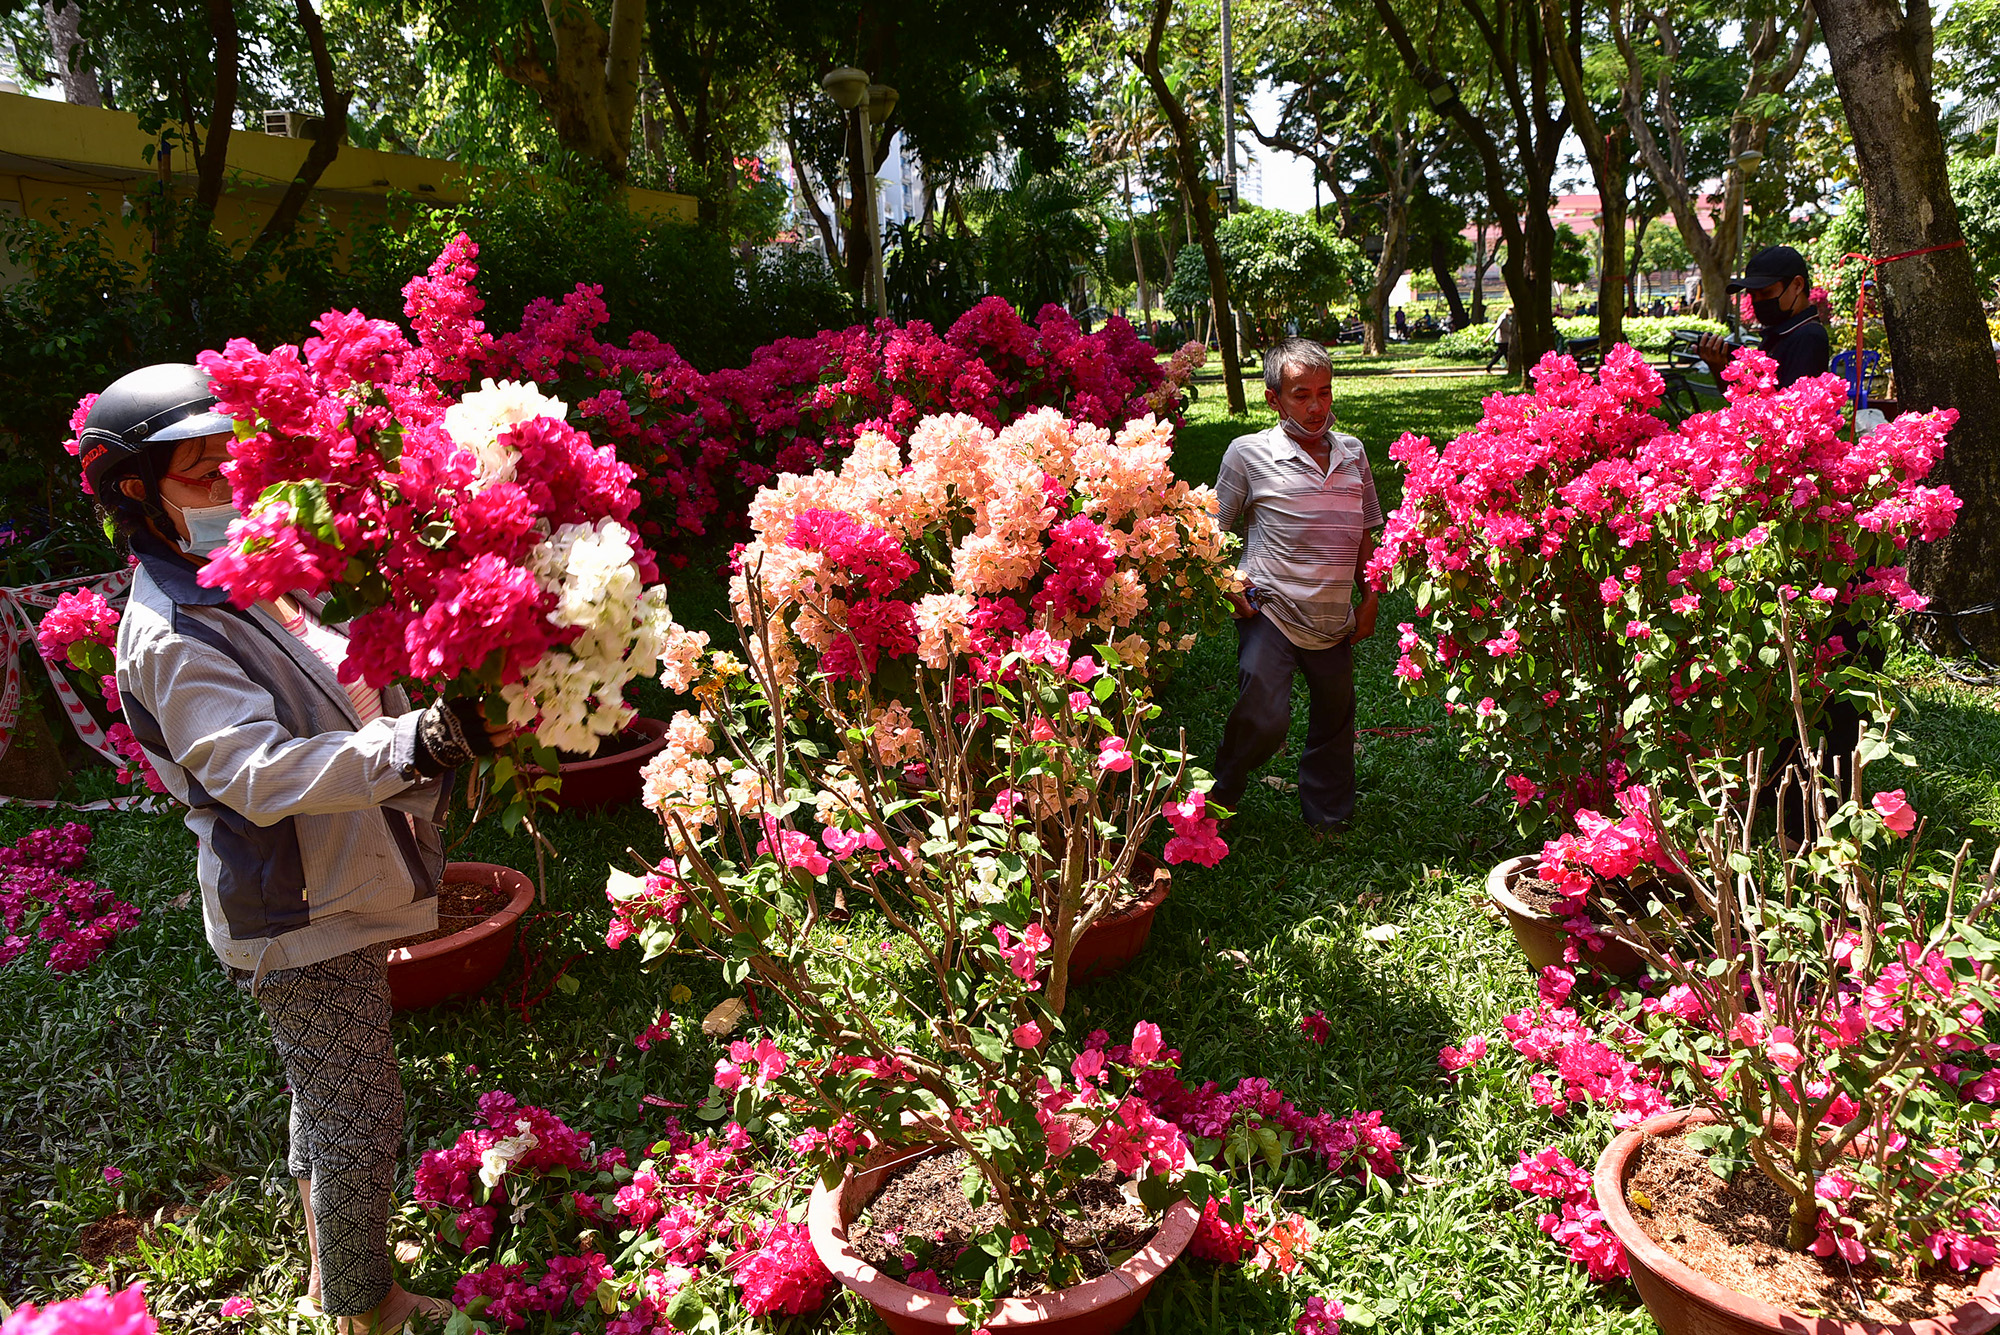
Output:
[174, 500, 242, 560]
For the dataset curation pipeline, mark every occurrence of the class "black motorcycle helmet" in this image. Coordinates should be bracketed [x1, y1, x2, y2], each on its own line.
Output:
[78, 363, 234, 502]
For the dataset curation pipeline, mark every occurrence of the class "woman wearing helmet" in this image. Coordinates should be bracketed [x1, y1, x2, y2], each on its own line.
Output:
[85, 363, 505, 1333]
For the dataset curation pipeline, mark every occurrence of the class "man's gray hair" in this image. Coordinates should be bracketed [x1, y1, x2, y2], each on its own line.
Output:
[1264, 337, 1333, 393]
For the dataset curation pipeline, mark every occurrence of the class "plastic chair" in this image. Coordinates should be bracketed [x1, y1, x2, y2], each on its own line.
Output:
[1829, 349, 1880, 406]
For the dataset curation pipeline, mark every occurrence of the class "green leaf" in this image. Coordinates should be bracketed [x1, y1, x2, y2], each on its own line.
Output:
[662, 1282, 706, 1331]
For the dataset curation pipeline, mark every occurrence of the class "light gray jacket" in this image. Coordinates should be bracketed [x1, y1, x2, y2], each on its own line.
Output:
[116, 532, 445, 980]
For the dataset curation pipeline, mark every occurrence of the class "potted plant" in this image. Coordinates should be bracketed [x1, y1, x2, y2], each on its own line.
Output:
[612, 578, 1234, 1329]
[517, 714, 675, 811]
[383, 861, 537, 1009]
[1556, 645, 2000, 1330]
[1369, 345, 1959, 974]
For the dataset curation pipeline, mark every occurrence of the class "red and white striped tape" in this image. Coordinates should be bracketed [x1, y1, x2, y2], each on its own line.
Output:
[0, 567, 136, 771]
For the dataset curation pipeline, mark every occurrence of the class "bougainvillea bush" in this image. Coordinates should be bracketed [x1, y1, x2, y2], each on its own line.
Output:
[32, 587, 164, 794]
[0, 823, 139, 974]
[602, 570, 1350, 1319]
[408, 1089, 837, 1331]
[397, 236, 1205, 561]
[729, 406, 1237, 704]
[1369, 345, 1959, 820]
[408, 1073, 1373, 1332]
[183, 248, 708, 799]
[1563, 699, 2000, 1272]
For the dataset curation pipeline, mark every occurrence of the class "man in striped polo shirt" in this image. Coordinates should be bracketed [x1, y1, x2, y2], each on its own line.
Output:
[1211, 338, 1382, 831]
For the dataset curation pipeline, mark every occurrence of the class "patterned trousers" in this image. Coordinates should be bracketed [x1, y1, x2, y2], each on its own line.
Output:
[243, 949, 403, 1317]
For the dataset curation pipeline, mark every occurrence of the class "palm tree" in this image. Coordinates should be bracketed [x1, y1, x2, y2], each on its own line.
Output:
[967, 159, 1111, 317]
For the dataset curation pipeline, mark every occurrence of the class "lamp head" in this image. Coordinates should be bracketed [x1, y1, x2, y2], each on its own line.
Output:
[822, 66, 869, 111]
[1736, 148, 1765, 180]
[867, 83, 899, 126]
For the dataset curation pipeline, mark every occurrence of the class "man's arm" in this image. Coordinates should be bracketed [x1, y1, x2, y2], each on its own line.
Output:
[1352, 530, 1380, 642]
[1351, 453, 1384, 642]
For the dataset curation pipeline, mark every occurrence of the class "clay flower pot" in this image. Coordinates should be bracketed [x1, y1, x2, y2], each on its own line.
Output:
[808, 1141, 1199, 1335]
[1595, 1108, 2000, 1335]
[521, 717, 671, 811]
[1484, 854, 1645, 979]
[386, 862, 535, 1010]
[1063, 851, 1172, 984]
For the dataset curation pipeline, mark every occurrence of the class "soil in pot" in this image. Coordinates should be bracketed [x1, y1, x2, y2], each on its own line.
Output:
[382, 879, 513, 952]
[1510, 869, 1664, 925]
[1627, 1125, 1985, 1322]
[849, 1148, 1155, 1300]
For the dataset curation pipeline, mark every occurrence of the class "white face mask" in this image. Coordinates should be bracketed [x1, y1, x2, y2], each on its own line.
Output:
[176, 500, 242, 559]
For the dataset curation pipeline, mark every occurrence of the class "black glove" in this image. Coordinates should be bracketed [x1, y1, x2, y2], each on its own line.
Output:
[414, 697, 497, 777]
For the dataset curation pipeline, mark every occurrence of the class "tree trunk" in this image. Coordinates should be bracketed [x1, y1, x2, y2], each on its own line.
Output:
[496, 0, 644, 182]
[1629, 210, 1651, 310]
[1539, 0, 1622, 344]
[1372, 0, 1561, 383]
[1123, 165, 1154, 337]
[195, 0, 239, 216]
[41, 1, 101, 105]
[1431, 230, 1468, 327]
[1518, 201, 1559, 369]
[243, 0, 348, 267]
[1611, 0, 1815, 323]
[1471, 216, 1492, 323]
[1816, 0, 2000, 646]
[784, 127, 843, 267]
[1138, 0, 1245, 414]
[1597, 173, 1627, 344]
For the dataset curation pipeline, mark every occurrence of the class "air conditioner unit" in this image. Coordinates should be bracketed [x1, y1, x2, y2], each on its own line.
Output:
[264, 110, 321, 139]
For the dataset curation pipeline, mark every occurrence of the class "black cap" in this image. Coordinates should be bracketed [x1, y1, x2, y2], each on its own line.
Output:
[77, 363, 234, 497]
[1728, 245, 1810, 294]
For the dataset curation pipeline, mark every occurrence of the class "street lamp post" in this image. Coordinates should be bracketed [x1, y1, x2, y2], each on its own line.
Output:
[821, 67, 893, 318]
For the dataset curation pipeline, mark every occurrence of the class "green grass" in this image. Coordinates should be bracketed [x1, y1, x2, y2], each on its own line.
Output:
[3, 379, 1995, 1333]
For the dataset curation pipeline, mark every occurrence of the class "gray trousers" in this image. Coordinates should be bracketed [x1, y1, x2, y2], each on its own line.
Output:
[242, 949, 402, 1317]
[1210, 613, 1358, 828]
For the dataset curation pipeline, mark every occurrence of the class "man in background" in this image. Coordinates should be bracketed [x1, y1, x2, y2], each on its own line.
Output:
[1697, 244, 1830, 387]
[1210, 338, 1382, 832]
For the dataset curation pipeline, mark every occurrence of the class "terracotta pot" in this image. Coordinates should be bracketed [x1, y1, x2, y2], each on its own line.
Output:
[1484, 855, 1645, 979]
[808, 1141, 1199, 1335]
[521, 717, 670, 811]
[1063, 851, 1172, 984]
[386, 861, 535, 1010]
[1596, 1108, 2000, 1335]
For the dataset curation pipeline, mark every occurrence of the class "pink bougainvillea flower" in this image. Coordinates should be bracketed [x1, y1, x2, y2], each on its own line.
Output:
[1, 1283, 157, 1335]
[992, 922, 1052, 985]
[217, 1296, 254, 1320]
[1872, 789, 1918, 836]
[1299, 1011, 1331, 1045]
[1013, 1021, 1045, 1048]
[1097, 737, 1134, 772]
[1128, 1021, 1163, 1065]
[1295, 1295, 1344, 1335]
[1438, 1036, 1488, 1074]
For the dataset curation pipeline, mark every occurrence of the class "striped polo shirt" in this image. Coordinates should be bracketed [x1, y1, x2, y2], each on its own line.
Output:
[1215, 425, 1384, 650]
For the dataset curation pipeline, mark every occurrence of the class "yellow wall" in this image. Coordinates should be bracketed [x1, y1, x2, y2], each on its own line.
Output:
[0, 91, 699, 277]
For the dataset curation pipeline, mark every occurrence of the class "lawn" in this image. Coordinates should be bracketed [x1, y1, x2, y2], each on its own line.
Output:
[3, 377, 1995, 1334]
